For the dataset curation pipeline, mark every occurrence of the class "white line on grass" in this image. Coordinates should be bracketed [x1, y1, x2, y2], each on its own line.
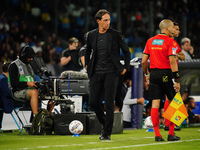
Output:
[37, 146, 50, 149]
[19, 148, 34, 150]
[84, 139, 200, 150]
[10, 138, 200, 150]
[16, 137, 151, 150]
[52, 145, 69, 147]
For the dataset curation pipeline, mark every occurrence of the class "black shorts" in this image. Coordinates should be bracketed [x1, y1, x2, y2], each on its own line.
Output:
[149, 69, 176, 101]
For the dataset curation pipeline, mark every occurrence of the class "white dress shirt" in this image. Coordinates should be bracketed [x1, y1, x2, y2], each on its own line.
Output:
[121, 87, 137, 122]
[182, 49, 192, 60]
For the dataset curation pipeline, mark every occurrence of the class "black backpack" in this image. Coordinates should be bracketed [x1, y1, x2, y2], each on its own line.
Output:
[30, 109, 54, 135]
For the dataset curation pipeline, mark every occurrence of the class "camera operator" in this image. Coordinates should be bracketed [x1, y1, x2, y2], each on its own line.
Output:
[8, 46, 54, 117]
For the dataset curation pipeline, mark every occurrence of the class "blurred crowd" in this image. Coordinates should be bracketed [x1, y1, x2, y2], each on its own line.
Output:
[56, 0, 200, 58]
[1, 0, 200, 75]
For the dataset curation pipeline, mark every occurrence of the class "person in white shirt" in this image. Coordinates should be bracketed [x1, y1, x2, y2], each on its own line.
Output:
[32, 40, 43, 57]
[181, 37, 192, 60]
[122, 79, 145, 128]
[180, 37, 194, 101]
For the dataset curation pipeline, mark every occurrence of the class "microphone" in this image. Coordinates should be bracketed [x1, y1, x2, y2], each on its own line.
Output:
[167, 29, 174, 35]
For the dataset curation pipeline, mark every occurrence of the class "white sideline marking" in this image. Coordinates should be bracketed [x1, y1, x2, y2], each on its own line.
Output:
[84, 139, 200, 150]
[19, 148, 34, 150]
[8, 138, 200, 150]
[53, 145, 69, 147]
[37, 146, 50, 149]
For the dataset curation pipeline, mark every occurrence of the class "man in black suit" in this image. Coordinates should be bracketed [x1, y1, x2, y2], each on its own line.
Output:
[85, 9, 130, 140]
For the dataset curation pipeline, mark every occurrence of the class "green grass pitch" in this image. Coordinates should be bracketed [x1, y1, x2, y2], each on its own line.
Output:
[0, 127, 200, 150]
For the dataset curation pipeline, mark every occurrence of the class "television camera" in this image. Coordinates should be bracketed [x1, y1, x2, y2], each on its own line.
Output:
[29, 56, 89, 114]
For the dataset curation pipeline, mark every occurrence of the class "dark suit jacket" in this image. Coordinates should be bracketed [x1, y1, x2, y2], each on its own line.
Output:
[85, 28, 130, 78]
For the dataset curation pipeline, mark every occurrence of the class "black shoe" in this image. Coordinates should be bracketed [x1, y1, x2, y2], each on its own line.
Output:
[164, 126, 169, 131]
[155, 136, 165, 142]
[99, 131, 111, 140]
[174, 126, 181, 131]
[168, 134, 180, 141]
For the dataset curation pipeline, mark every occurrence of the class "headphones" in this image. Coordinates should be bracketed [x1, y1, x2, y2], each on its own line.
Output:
[21, 45, 28, 57]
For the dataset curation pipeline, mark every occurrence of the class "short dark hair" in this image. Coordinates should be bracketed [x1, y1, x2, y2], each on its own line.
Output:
[95, 9, 110, 21]
[123, 71, 132, 82]
[185, 97, 194, 104]
[2, 62, 10, 73]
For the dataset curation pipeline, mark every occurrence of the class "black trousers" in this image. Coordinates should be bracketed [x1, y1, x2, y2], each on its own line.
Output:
[89, 72, 119, 134]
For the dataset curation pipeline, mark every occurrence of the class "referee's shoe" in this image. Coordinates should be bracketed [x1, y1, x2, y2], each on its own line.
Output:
[164, 125, 181, 131]
[155, 136, 165, 142]
[168, 134, 181, 141]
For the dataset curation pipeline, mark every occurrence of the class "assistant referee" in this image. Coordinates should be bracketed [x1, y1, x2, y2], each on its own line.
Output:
[142, 19, 181, 142]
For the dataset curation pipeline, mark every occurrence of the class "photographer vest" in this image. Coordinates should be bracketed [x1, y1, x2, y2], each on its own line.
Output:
[12, 59, 34, 82]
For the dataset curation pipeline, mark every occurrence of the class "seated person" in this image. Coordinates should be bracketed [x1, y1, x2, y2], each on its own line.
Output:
[0, 62, 23, 130]
[121, 77, 145, 128]
[8, 46, 54, 117]
[143, 75, 150, 117]
[0, 62, 13, 130]
[115, 71, 132, 112]
[182, 101, 189, 126]
[0, 62, 14, 113]
[185, 97, 200, 124]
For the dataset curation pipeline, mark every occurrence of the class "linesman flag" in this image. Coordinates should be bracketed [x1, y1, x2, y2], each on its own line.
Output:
[162, 92, 188, 126]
